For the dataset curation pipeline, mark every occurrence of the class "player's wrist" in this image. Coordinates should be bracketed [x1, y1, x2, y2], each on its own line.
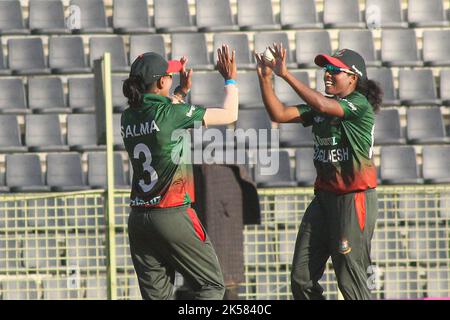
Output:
[225, 79, 237, 85]
[174, 86, 189, 98]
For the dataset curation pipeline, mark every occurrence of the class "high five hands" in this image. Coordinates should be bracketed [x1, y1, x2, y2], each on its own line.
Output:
[255, 43, 289, 79]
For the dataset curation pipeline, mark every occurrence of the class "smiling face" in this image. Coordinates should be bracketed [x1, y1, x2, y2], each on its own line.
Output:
[324, 67, 358, 98]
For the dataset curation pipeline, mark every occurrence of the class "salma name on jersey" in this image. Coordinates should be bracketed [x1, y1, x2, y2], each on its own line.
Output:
[121, 120, 160, 138]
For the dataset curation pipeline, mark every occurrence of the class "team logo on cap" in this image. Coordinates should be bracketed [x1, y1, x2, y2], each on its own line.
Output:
[351, 65, 363, 78]
[333, 49, 346, 57]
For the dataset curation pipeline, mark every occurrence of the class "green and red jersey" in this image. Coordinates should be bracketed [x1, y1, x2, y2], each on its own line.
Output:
[121, 93, 206, 208]
[298, 91, 377, 194]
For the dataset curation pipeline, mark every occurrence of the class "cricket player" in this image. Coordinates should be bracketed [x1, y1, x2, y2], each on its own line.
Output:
[255, 44, 382, 300]
[121, 45, 238, 300]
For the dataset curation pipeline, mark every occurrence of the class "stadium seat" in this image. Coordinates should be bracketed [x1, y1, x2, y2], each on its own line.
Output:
[0, 45, 11, 75]
[338, 30, 381, 67]
[28, 77, 69, 114]
[323, 0, 366, 29]
[66, 235, 106, 269]
[68, 77, 96, 113]
[153, 0, 197, 33]
[0, 0, 30, 35]
[374, 109, 405, 145]
[423, 30, 450, 67]
[254, 150, 297, 188]
[280, 0, 323, 30]
[7, 38, 51, 75]
[113, 114, 125, 150]
[25, 114, 69, 152]
[295, 31, 332, 68]
[407, 0, 449, 28]
[236, 71, 264, 109]
[22, 235, 59, 269]
[0, 280, 39, 300]
[380, 146, 423, 185]
[0, 115, 27, 153]
[87, 152, 128, 189]
[370, 228, 407, 262]
[213, 33, 255, 69]
[279, 123, 314, 148]
[440, 70, 450, 106]
[274, 71, 309, 105]
[366, 68, 400, 106]
[426, 267, 450, 298]
[46, 153, 90, 191]
[5, 154, 51, 192]
[195, 0, 238, 32]
[129, 35, 166, 65]
[422, 146, 450, 184]
[0, 171, 8, 193]
[112, 75, 128, 112]
[407, 227, 448, 262]
[383, 268, 422, 299]
[381, 30, 423, 67]
[190, 72, 224, 106]
[237, 0, 281, 31]
[295, 148, 316, 186]
[29, 0, 70, 35]
[398, 69, 441, 106]
[406, 108, 449, 144]
[67, 114, 106, 152]
[113, 0, 155, 34]
[69, 0, 113, 34]
[235, 109, 273, 148]
[171, 33, 213, 70]
[48, 36, 91, 74]
[254, 32, 297, 68]
[364, 0, 408, 28]
[89, 37, 129, 72]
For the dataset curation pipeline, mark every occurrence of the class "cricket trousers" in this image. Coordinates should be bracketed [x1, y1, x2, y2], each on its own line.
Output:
[128, 204, 225, 300]
[291, 188, 378, 300]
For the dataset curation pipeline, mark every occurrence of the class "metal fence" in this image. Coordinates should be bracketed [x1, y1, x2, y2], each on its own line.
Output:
[1, 185, 449, 300]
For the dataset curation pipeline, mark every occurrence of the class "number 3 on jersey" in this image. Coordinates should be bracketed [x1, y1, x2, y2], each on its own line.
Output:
[133, 143, 158, 193]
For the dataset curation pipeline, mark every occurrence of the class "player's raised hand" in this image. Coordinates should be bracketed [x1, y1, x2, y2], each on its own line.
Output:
[268, 43, 288, 78]
[216, 44, 237, 80]
[178, 56, 192, 95]
[255, 51, 273, 79]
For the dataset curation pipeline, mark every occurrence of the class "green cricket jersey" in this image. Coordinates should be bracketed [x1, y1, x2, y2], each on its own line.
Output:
[298, 91, 377, 194]
[121, 93, 206, 208]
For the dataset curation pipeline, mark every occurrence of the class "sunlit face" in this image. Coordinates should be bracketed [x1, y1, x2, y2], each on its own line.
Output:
[323, 65, 357, 97]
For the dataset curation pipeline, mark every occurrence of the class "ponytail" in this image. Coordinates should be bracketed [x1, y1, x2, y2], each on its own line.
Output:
[356, 78, 383, 114]
[122, 75, 147, 108]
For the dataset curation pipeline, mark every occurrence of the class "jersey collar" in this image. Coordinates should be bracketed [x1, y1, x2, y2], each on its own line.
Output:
[142, 93, 171, 105]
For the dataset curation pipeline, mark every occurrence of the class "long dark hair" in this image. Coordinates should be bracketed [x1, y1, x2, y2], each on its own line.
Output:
[356, 78, 383, 113]
[122, 75, 147, 108]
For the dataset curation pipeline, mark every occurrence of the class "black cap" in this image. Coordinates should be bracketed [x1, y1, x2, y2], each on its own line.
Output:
[314, 49, 367, 80]
[130, 52, 183, 84]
